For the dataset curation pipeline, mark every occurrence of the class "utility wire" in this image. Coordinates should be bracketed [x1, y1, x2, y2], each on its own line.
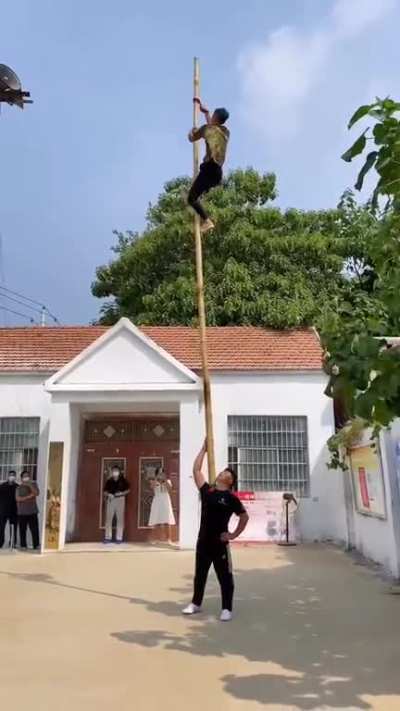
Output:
[0, 284, 44, 308]
[0, 291, 45, 316]
[0, 233, 7, 326]
[0, 285, 61, 324]
[0, 304, 37, 324]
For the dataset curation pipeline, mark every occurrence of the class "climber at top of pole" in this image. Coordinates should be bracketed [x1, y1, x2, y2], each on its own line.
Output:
[187, 97, 230, 234]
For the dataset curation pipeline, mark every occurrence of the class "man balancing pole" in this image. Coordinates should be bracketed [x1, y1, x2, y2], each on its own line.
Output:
[187, 98, 230, 234]
[183, 439, 249, 622]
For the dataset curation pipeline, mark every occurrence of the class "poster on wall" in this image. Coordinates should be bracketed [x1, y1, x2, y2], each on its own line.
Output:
[349, 443, 387, 519]
[45, 442, 64, 550]
[229, 491, 297, 543]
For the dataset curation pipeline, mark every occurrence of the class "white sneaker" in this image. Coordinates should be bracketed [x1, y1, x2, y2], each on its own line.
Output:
[182, 603, 201, 615]
[220, 609, 232, 622]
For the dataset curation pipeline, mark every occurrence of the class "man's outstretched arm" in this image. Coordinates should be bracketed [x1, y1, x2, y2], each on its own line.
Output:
[188, 97, 211, 143]
[193, 439, 207, 489]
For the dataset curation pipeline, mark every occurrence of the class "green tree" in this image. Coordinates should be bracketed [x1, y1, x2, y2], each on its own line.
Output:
[92, 169, 375, 329]
[322, 98, 400, 428]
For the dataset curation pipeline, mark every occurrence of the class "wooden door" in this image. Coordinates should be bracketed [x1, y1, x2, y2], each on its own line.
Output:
[74, 418, 179, 542]
[130, 442, 179, 542]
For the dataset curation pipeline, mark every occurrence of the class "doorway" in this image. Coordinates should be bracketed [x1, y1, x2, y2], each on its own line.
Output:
[74, 417, 179, 542]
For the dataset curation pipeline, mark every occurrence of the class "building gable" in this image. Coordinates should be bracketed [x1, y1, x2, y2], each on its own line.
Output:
[45, 318, 200, 392]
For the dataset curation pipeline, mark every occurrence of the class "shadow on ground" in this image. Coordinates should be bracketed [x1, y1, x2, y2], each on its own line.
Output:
[2, 547, 400, 709]
[113, 551, 400, 710]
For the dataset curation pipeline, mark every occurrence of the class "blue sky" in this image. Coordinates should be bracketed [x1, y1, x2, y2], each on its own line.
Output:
[1, 0, 399, 325]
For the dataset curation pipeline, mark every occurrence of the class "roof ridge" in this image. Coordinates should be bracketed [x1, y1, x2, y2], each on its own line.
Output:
[0, 321, 322, 373]
[0, 324, 316, 333]
[0, 325, 106, 332]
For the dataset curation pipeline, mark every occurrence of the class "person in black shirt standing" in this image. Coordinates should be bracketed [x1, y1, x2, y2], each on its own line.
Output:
[103, 466, 130, 543]
[183, 439, 249, 621]
[0, 471, 18, 548]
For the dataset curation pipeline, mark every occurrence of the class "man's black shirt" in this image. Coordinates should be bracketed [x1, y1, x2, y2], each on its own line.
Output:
[198, 483, 245, 542]
[104, 476, 130, 496]
[0, 482, 18, 517]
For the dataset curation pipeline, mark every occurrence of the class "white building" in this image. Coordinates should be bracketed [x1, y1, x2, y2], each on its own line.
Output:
[0, 318, 346, 550]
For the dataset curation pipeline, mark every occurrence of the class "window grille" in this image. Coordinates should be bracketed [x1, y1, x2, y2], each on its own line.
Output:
[228, 415, 310, 496]
[0, 418, 40, 482]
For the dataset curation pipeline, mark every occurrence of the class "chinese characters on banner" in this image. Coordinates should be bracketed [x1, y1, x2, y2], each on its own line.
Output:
[349, 443, 387, 519]
[229, 491, 297, 543]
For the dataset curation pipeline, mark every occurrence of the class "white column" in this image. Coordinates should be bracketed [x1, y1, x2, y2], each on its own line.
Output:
[179, 395, 204, 548]
[47, 400, 72, 550]
[37, 419, 50, 552]
[212, 387, 229, 475]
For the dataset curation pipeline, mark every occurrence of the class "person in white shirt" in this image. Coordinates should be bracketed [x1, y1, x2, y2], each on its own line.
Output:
[148, 467, 175, 543]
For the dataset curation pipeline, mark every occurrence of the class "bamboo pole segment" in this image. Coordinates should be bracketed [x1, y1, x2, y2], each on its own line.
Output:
[193, 56, 217, 482]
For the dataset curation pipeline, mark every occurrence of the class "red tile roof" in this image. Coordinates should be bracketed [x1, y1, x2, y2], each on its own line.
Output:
[0, 325, 322, 373]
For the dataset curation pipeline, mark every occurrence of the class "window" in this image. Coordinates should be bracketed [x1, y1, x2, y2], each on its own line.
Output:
[0, 418, 40, 482]
[228, 415, 310, 497]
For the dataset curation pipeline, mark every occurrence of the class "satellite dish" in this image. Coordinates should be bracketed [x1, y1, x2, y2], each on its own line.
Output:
[0, 64, 22, 91]
[0, 63, 32, 109]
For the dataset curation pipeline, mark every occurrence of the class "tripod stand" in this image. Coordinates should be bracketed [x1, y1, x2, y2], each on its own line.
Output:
[278, 493, 298, 547]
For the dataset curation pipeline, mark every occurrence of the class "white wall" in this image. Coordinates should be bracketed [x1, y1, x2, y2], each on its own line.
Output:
[209, 371, 346, 544]
[55, 328, 194, 385]
[0, 369, 345, 549]
[347, 427, 400, 577]
[0, 375, 51, 539]
[179, 395, 202, 548]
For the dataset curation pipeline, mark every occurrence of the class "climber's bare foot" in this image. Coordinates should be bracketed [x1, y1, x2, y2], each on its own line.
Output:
[200, 218, 215, 234]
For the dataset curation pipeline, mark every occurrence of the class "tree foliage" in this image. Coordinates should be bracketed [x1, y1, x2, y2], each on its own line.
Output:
[322, 98, 400, 428]
[92, 169, 374, 330]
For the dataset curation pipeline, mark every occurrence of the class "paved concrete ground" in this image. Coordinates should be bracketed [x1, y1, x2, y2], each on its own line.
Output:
[1, 544, 400, 711]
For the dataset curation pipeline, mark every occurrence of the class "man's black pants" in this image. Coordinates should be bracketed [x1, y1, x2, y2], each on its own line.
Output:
[188, 160, 222, 221]
[192, 539, 234, 611]
[19, 514, 40, 549]
[0, 514, 17, 548]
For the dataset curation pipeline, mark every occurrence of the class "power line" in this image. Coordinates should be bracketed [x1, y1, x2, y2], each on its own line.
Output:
[0, 233, 7, 327]
[0, 285, 61, 324]
[0, 284, 44, 308]
[0, 291, 45, 316]
[0, 304, 37, 324]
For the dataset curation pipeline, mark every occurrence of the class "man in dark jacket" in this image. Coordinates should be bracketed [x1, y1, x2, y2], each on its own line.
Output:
[103, 466, 130, 543]
[0, 471, 18, 548]
[16, 471, 40, 550]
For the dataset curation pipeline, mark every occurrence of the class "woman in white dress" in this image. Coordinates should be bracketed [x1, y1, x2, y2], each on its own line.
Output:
[148, 468, 176, 543]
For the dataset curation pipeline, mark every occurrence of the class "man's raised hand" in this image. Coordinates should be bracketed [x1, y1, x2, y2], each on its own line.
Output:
[193, 97, 209, 115]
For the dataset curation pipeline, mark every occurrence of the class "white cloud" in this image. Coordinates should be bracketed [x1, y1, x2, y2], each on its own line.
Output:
[238, 0, 395, 139]
[238, 26, 331, 138]
[332, 0, 396, 39]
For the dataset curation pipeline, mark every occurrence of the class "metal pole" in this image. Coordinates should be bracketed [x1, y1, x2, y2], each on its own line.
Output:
[193, 57, 216, 482]
[286, 501, 289, 543]
[278, 494, 297, 547]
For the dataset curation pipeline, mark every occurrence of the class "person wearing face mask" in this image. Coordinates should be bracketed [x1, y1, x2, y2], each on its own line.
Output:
[16, 471, 40, 550]
[103, 466, 130, 544]
[0, 471, 18, 548]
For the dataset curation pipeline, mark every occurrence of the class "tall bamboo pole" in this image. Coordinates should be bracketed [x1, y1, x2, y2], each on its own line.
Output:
[193, 57, 217, 482]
